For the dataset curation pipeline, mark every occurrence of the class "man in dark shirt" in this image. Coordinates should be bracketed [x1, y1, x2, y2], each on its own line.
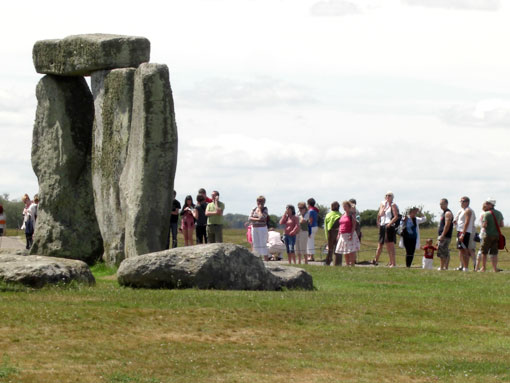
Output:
[168, 190, 181, 248]
[194, 194, 208, 244]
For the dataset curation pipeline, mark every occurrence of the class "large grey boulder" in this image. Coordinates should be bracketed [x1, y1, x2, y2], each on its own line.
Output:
[30, 75, 103, 264]
[91, 68, 135, 266]
[264, 263, 314, 290]
[120, 63, 178, 259]
[33, 34, 150, 76]
[117, 243, 313, 290]
[0, 254, 95, 288]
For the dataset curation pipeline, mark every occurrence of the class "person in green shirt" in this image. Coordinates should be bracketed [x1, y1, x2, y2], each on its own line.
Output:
[480, 198, 504, 272]
[324, 201, 342, 266]
[205, 190, 225, 243]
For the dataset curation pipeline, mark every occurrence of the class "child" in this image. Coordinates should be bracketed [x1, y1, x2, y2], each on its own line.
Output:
[421, 238, 437, 270]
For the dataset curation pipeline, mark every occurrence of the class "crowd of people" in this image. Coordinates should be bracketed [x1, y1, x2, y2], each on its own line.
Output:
[3, 189, 505, 273]
[171, 189, 505, 272]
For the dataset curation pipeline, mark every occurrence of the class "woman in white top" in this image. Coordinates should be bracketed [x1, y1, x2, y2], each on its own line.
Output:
[372, 191, 399, 267]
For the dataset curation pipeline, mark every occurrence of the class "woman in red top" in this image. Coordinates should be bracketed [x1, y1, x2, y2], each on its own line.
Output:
[335, 201, 361, 266]
[279, 205, 299, 264]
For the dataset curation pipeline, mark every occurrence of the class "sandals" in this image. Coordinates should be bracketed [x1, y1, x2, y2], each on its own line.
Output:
[370, 259, 379, 266]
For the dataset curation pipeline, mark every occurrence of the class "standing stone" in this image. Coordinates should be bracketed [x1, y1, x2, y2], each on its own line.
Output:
[33, 34, 150, 76]
[120, 63, 178, 258]
[30, 75, 103, 264]
[91, 68, 135, 266]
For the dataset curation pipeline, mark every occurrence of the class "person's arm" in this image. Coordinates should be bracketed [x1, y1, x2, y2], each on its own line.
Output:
[417, 216, 427, 224]
[216, 201, 223, 216]
[350, 213, 356, 235]
[279, 214, 287, 226]
[377, 203, 384, 227]
[289, 217, 299, 236]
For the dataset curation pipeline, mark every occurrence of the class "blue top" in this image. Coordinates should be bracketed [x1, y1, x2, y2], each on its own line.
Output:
[308, 209, 318, 228]
[405, 217, 417, 239]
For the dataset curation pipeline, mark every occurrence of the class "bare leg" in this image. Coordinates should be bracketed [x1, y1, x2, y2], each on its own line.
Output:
[491, 256, 499, 272]
[480, 254, 487, 272]
[386, 242, 396, 267]
[374, 243, 383, 264]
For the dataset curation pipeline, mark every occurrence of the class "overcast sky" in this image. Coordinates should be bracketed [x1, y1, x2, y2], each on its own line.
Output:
[1, 0, 509, 219]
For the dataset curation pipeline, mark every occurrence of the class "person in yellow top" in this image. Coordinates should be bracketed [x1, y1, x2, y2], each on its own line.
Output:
[324, 201, 342, 266]
[205, 190, 225, 243]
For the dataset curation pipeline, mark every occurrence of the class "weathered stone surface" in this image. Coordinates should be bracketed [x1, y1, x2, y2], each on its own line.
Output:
[120, 63, 178, 259]
[0, 254, 95, 288]
[30, 75, 103, 264]
[33, 34, 150, 76]
[264, 263, 314, 290]
[91, 68, 135, 266]
[117, 243, 313, 290]
[117, 243, 278, 290]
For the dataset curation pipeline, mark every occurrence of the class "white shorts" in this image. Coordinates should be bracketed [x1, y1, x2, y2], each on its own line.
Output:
[422, 257, 434, 270]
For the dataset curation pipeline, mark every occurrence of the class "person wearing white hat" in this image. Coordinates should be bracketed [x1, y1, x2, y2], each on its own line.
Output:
[479, 198, 504, 272]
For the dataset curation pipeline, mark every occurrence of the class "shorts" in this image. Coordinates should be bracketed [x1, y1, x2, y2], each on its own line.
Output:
[456, 232, 471, 250]
[379, 225, 396, 244]
[480, 235, 499, 257]
[422, 257, 434, 270]
[284, 235, 296, 254]
[437, 237, 451, 259]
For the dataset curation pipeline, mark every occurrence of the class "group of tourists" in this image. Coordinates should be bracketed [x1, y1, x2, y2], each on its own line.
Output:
[168, 188, 225, 249]
[372, 192, 505, 272]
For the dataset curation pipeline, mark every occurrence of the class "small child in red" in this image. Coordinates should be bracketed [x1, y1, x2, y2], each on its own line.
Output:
[421, 238, 437, 270]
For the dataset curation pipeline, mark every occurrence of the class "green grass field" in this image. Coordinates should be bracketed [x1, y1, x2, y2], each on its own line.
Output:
[1, 227, 510, 382]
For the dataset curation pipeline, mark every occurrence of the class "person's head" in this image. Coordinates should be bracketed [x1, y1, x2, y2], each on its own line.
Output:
[385, 191, 394, 202]
[440, 198, 449, 211]
[211, 190, 220, 200]
[426, 238, 433, 246]
[485, 198, 496, 210]
[408, 207, 419, 218]
[198, 188, 207, 196]
[184, 195, 194, 207]
[482, 201, 490, 211]
[307, 198, 316, 208]
[22, 194, 30, 203]
[256, 196, 266, 208]
[297, 202, 307, 214]
[342, 200, 352, 213]
[196, 194, 205, 203]
[331, 201, 340, 212]
[0, 205, 3, 214]
[349, 198, 357, 206]
[33, 195, 39, 204]
[286, 204, 296, 216]
[460, 196, 470, 207]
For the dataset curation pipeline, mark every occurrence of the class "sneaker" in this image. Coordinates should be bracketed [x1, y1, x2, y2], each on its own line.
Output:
[462, 267, 468, 272]
[456, 266, 463, 271]
[437, 267, 442, 271]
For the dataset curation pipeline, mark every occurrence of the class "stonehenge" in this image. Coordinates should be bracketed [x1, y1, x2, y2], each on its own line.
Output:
[31, 34, 178, 265]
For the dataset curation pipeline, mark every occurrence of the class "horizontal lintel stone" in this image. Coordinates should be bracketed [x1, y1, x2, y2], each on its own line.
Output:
[33, 34, 150, 76]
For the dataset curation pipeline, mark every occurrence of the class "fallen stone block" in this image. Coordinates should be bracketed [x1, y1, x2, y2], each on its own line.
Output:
[0, 254, 95, 288]
[117, 243, 313, 290]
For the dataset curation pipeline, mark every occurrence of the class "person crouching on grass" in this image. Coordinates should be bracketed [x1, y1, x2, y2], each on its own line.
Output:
[335, 201, 360, 266]
[421, 239, 437, 270]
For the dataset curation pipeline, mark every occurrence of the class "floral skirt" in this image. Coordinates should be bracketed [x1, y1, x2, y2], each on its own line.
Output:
[335, 232, 360, 254]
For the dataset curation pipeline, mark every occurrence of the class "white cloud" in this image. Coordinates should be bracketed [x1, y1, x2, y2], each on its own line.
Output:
[441, 99, 510, 127]
[177, 76, 314, 110]
[402, 0, 501, 11]
[310, 0, 362, 16]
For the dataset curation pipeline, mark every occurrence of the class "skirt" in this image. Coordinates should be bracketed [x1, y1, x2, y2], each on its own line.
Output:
[335, 232, 360, 255]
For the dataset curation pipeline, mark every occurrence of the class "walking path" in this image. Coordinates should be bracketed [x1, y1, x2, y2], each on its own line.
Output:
[0, 236, 25, 251]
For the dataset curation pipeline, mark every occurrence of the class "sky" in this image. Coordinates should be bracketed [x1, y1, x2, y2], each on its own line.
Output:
[1, 0, 509, 220]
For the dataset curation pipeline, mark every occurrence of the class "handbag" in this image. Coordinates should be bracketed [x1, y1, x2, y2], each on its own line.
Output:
[490, 210, 507, 251]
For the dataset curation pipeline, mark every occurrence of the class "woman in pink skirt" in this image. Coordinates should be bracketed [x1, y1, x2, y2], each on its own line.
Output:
[180, 195, 196, 246]
[335, 201, 360, 266]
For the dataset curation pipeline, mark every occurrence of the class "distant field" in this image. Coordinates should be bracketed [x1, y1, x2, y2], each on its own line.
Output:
[1, 227, 510, 382]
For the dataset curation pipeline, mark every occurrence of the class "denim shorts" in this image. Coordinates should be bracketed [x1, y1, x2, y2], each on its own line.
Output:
[284, 235, 296, 254]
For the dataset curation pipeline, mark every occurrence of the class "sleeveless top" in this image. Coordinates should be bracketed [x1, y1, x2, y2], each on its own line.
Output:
[438, 208, 453, 238]
[380, 202, 394, 225]
[457, 207, 474, 233]
[339, 214, 353, 234]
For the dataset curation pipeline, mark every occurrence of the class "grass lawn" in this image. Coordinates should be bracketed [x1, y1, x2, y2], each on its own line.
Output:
[1, 227, 510, 382]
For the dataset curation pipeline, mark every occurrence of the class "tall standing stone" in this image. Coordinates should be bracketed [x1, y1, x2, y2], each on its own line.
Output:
[91, 68, 135, 266]
[120, 63, 178, 258]
[30, 75, 103, 264]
